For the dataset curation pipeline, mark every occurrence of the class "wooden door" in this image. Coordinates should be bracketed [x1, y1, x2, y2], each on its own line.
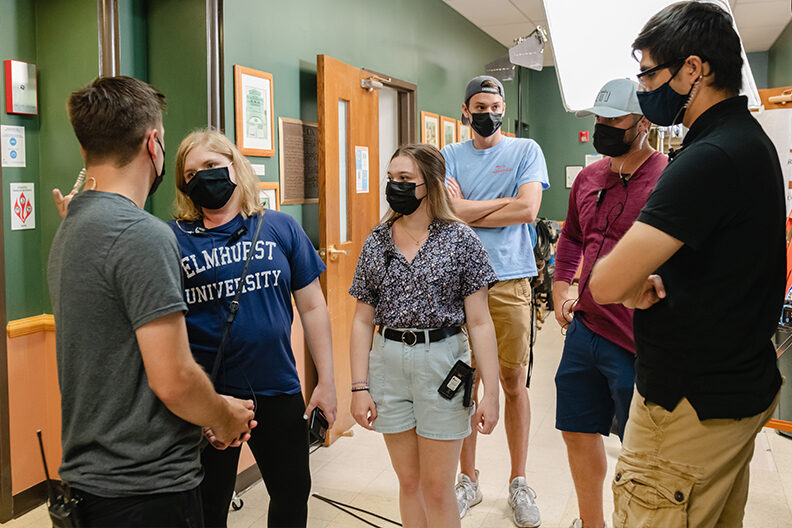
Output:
[317, 55, 380, 442]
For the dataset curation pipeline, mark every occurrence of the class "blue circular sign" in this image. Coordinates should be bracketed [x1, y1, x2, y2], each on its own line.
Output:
[9, 138, 16, 146]
[10, 151, 17, 159]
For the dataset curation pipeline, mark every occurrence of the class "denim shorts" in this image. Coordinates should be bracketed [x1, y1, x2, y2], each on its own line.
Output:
[555, 318, 635, 439]
[368, 328, 474, 440]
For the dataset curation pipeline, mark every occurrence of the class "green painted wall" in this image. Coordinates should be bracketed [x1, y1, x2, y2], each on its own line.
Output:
[0, 0, 42, 320]
[222, 0, 517, 245]
[747, 51, 768, 90]
[769, 21, 792, 88]
[36, 0, 99, 316]
[528, 67, 595, 221]
[147, 0, 207, 221]
[119, 0, 149, 81]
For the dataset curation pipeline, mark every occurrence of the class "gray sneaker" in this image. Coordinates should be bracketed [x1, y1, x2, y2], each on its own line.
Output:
[569, 520, 608, 528]
[508, 476, 541, 527]
[455, 470, 482, 519]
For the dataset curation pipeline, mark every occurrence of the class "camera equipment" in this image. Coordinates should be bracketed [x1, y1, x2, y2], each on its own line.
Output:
[438, 360, 475, 405]
[37, 430, 82, 528]
[309, 407, 329, 446]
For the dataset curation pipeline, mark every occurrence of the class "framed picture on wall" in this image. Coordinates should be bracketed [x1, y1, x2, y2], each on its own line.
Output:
[234, 65, 275, 157]
[258, 181, 280, 210]
[457, 120, 472, 142]
[440, 116, 457, 147]
[420, 111, 440, 149]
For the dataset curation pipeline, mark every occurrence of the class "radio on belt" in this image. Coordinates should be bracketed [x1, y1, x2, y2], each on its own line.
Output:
[438, 360, 475, 407]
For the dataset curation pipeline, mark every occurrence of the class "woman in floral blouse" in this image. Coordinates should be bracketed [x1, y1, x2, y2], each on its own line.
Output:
[349, 144, 500, 527]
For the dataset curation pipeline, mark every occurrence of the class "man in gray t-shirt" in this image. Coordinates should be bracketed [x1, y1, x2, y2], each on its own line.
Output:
[48, 76, 255, 527]
[49, 191, 201, 495]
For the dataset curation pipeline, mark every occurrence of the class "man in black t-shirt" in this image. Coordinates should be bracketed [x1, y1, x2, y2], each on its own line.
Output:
[589, 4, 784, 528]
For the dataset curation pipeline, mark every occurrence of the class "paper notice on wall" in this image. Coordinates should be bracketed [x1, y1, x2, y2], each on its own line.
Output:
[566, 166, 583, 189]
[585, 154, 604, 167]
[1, 125, 25, 167]
[355, 146, 369, 193]
[10, 182, 35, 230]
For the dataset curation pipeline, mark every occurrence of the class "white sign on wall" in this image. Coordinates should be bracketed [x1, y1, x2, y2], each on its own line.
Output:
[10, 182, 35, 230]
[1, 125, 26, 168]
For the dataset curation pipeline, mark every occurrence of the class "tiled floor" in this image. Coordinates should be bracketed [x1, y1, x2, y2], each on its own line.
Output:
[4, 316, 792, 527]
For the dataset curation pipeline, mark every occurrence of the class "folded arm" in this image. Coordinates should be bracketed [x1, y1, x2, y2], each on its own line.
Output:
[589, 221, 683, 309]
[465, 182, 543, 228]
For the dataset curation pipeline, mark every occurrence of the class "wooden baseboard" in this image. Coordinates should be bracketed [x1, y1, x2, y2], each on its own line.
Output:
[11, 480, 46, 518]
[6, 315, 55, 338]
[235, 464, 262, 493]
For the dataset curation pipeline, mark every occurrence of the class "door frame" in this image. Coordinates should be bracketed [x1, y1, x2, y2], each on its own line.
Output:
[362, 68, 417, 146]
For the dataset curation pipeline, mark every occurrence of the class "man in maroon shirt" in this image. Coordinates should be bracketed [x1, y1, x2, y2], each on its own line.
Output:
[552, 78, 666, 528]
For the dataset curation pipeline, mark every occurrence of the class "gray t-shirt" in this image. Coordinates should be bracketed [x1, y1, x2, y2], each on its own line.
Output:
[48, 191, 202, 497]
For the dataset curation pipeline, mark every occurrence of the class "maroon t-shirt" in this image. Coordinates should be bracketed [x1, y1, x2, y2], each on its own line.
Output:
[555, 151, 667, 353]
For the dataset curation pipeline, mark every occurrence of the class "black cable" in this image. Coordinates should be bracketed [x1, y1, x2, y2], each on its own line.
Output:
[311, 493, 402, 527]
[560, 182, 630, 334]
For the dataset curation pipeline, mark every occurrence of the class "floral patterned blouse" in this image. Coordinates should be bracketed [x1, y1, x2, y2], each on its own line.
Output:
[349, 219, 497, 328]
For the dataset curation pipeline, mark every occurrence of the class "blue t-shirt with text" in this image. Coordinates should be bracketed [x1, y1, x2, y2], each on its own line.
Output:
[442, 137, 549, 280]
[168, 211, 325, 397]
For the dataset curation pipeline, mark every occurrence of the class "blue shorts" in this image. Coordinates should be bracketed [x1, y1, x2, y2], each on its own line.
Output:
[555, 318, 635, 440]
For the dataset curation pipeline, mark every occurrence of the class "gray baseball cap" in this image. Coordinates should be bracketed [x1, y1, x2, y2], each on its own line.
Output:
[462, 75, 505, 124]
[575, 78, 642, 118]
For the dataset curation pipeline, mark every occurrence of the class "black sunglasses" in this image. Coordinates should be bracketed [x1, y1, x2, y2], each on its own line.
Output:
[636, 57, 686, 80]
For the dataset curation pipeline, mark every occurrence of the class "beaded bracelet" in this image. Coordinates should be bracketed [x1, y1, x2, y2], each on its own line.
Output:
[351, 386, 370, 392]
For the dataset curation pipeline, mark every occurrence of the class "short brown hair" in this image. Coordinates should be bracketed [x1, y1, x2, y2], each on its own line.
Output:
[173, 129, 264, 221]
[68, 76, 166, 167]
[383, 144, 460, 225]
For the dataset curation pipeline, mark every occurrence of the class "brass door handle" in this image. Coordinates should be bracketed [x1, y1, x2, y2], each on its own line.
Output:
[326, 245, 348, 262]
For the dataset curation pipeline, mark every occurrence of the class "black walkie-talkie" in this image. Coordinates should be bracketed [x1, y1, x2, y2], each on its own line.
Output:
[37, 430, 82, 528]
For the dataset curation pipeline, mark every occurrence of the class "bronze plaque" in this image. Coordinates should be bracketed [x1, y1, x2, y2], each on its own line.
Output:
[278, 117, 319, 204]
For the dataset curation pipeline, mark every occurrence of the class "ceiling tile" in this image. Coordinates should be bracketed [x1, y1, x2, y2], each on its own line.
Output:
[480, 22, 539, 47]
[737, 24, 788, 50]
[508, 0, 547, 23]
[733, 2, 791, 27]
[443, 0, 529, 27]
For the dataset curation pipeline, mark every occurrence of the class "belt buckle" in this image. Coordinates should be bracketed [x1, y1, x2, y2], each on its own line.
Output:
[401, 330, 417, 346]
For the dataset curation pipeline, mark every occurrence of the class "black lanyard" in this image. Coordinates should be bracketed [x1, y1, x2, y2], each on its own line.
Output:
[209, 213, 265, 383]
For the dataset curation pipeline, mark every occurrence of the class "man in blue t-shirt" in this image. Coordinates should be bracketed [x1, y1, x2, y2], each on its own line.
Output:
[442, 75, 549, 528]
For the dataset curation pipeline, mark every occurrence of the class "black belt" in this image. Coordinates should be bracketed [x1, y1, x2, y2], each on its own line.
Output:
[378, 326, 462, 346]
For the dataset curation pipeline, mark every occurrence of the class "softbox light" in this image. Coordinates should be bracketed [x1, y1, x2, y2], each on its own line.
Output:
[509, 26, 548, 72]
[486, 56, 515, 83]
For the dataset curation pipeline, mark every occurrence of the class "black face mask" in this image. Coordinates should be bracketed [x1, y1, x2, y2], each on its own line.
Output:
[148, 138, 166, 196]
[185, 166, 237, 210]
[636, 65, 696, 126]
[386, 180, 425, 216]
[593, 121, 639, 158]
[470, 112, 503, 138]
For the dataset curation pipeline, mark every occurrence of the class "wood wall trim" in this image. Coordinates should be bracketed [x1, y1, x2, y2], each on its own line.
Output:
[6, 315, 55, 339]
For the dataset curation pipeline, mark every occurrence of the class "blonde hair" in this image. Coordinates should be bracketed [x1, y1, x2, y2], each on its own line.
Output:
[173, 129, 264, 221]
[383, 144, 460, 225]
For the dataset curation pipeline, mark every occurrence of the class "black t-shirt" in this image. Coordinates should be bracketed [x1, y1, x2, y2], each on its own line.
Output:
[634, 96, 784, 420]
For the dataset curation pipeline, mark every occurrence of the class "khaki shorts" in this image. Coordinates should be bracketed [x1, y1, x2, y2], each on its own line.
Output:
[612, 388, 779, 528]
[486, 278, 533, 369]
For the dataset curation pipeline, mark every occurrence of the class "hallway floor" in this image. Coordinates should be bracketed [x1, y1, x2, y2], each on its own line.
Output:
[4, 316, 792, 527]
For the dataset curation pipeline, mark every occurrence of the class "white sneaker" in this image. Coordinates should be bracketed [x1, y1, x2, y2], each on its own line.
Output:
[569, 520, 608, 528]
[508, 476, 541, 527]
[455, 470, 482, 519]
